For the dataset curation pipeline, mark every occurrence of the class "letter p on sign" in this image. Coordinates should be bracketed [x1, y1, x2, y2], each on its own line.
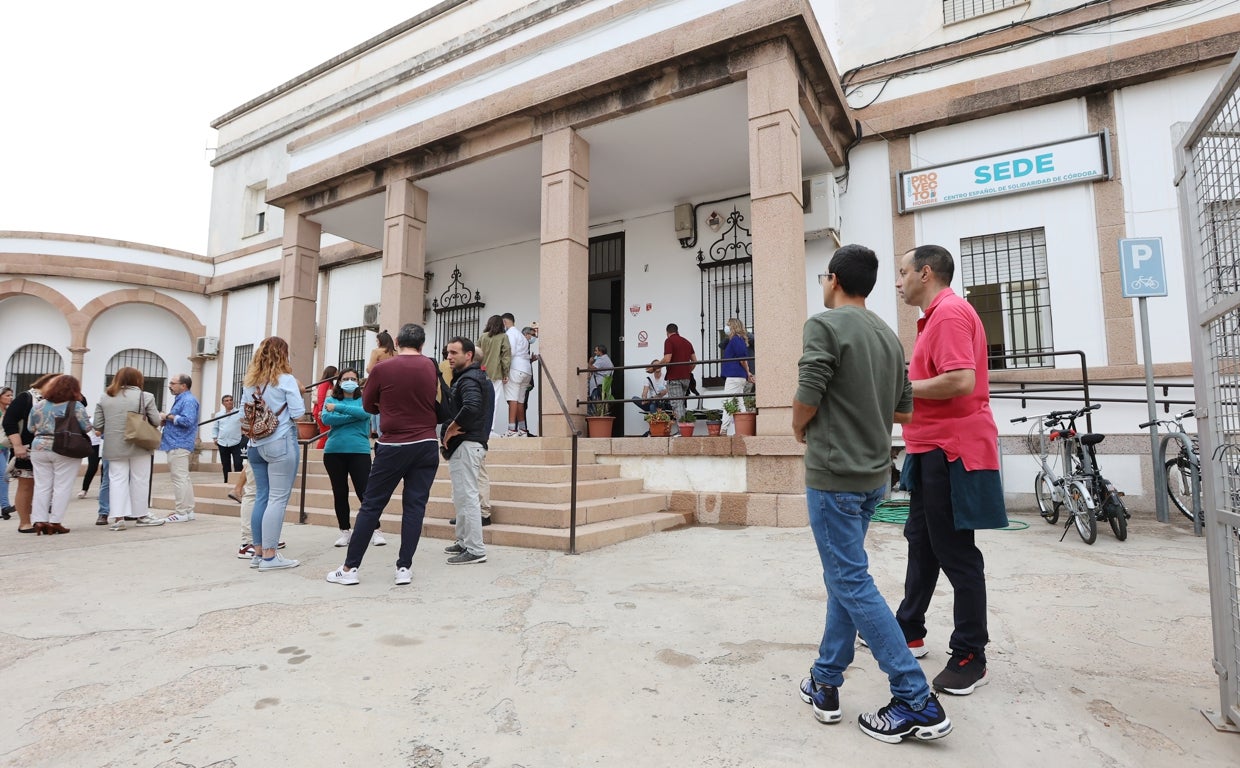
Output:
[1130, 243, 1153, 269]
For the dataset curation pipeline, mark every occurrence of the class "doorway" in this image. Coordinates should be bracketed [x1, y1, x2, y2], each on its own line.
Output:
[588, 233, 624, 435]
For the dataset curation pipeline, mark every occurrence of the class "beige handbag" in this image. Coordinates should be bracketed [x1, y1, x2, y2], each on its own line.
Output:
[123, 391, 162, 450]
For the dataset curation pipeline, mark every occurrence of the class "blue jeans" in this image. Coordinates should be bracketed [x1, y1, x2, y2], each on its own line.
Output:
[345, 441, 438, 570]
[98, 459, 110, 516]
[249, 432, 299, 550]
[0, 447, 10, 508]
[807, 485, 930, 708]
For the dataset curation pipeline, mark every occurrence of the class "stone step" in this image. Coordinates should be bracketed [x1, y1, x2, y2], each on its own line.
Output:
[268, 461, 621, 485]
[300, 447, 595, 466]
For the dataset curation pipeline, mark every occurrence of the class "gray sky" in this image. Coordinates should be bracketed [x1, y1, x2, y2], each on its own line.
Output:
[0, 1, 423, 254]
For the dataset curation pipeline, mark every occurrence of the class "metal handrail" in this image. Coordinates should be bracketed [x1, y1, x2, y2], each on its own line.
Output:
[577, 354, 756, 412]
[535, 359, 582, 555]
[295, 425, 329, 524]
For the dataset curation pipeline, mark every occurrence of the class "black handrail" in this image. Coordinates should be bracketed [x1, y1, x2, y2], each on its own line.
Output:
[295, 425, 329, 524]
[988, 350, 1094, 431]
[198, 376, 333, 428]
[535, 358, 582, 555]
[577, 355, 756, 412]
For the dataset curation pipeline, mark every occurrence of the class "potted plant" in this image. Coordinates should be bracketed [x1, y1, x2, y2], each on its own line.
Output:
[704, 408, 724, 436]
[585, 374, 615, 438]
[733, 394, 758, 436]
[295, 414, 319, 442]
[678, 409, 696, 437]
[644, 408, 674, 437]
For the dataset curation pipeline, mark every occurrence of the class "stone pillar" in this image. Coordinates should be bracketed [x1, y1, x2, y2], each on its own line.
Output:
[380, 180, 429, 335]
[747, 46, 805, 436]
[539, 128, 590, 437]
[1088, 92, 1136, 366]
[888, 137, 920, 357]
[277, 210, 322, 390]
[67, 346, 88, 382]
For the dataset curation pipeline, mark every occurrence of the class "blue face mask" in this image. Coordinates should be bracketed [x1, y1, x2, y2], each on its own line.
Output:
[340, 380, 359, 393]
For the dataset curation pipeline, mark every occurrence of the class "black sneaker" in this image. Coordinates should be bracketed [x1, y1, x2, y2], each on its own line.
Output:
[798, 676, 842, 724]
[858, 693, 952, 743]
[932, 650, 988, 695]
[444, 542, 466, 555]
[446, 551, 487, 564]
[1, 505, 14, 520]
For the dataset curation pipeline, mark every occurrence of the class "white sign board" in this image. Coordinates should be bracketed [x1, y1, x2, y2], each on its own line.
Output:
[898, 132, 1111, 212]
[1119, 238, 1168, 298]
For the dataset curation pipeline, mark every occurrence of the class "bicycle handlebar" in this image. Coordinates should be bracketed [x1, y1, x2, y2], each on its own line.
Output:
[1138, 408, 1194, 430]
[1011, 403, 1101, 425]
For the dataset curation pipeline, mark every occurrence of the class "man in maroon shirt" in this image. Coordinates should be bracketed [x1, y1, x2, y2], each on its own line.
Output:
[326, 323, 440, 587]
[657, 323, 697, 421]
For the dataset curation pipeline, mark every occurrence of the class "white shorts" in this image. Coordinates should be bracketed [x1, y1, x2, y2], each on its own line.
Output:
[504, 370, 532, 401]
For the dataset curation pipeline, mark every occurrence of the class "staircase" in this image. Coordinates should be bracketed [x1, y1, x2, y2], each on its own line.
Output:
[151, 438, 689, 552]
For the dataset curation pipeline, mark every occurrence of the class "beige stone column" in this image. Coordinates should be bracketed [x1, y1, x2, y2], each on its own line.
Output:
[277, 209, 322, 390]
[887, 137, 920, 357]
[1087, 92, 1136, 366]
[747, 47, 805, 436]
[380, 180, 429, 335]
[67, 346, 88, 383]
[539, 128, 590, 437]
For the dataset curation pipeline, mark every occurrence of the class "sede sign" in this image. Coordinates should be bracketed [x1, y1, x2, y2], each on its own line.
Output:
[898, 132, 1111, 213]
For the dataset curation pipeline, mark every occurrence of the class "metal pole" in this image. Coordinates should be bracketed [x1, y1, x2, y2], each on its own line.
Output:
[298, 439, 309, 524]
[1140, 297, 1169, 523]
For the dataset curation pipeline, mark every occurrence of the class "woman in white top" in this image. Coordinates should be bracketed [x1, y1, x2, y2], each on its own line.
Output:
[242, 336, 305, 571]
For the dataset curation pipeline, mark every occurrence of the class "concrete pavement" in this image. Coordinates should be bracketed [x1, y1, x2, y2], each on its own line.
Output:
[1, 475, 1235, 767]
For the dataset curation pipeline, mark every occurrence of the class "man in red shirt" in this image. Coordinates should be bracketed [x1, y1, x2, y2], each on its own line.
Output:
[657, 323, 697, 421]
[894, 245, 1007, 697]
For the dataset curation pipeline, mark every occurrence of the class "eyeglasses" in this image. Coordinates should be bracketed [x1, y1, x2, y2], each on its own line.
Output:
[817, 272, 834, 285]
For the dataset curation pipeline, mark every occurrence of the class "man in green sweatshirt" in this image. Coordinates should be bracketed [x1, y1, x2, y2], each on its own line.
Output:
[792, 244, 951, 745]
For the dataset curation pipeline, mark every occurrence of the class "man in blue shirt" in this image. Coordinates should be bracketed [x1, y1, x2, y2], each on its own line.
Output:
[160, 373, 200, 522]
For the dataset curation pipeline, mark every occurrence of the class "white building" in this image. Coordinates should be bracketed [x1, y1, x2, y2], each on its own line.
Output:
[4, 0, 1235, 514]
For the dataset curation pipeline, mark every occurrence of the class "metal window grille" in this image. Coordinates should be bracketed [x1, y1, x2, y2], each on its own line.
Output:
[232, 344, 253, 402]
[590, 233, 624, 277]
[697, 208, 754, 387]
[943, 0, 1022, 25]
[1175, 51, 1240, 731]
[104, 348, 168, 410]
[959, 227, 1053, 369]
[338, 328, 367, 375]
[431, 266, 485, 358]
[3, 343, 65, 393]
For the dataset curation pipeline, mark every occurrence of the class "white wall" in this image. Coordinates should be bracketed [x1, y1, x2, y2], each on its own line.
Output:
[0, 295, 72, 384]
[81, 303, 193, 413]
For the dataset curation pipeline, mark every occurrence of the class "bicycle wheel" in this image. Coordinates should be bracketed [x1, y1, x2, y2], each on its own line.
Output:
[1067, 483, 1096, 544]
[1164, 458, 1195, 523]
[1034, 472, 1059, 524]
[1098, 477, 1127, 541]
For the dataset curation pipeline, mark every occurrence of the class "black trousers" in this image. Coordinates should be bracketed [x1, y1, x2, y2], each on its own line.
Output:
[895, 448, 990, 657]
[219, 442, 247, 482]
[81, 445, 101, 491]
[344, 441, 438, 571]
[322, 451, 371, 530]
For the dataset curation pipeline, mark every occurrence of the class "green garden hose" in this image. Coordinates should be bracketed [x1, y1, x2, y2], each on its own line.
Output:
[874, 498, 1030, 530]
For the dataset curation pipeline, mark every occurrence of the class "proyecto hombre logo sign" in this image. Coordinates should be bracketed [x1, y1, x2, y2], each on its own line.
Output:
[897, 132, 1111, 213]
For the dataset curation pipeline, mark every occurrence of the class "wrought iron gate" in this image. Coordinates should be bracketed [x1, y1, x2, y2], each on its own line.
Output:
[3, 343, 64, 393]
[432, 266, 485, 358]
[697, 208, 753, 388]
[1174, 51, 1240, 733]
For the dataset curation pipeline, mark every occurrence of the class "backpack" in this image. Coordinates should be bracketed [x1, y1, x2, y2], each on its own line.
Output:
[52, 404, 93, 459]
[240, 386, 287, 440]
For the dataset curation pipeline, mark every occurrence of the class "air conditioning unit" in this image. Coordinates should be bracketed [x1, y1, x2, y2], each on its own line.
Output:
[196, 336, 220, 358]
[803, 174, 841, 239]
[362, 303, 380, 330]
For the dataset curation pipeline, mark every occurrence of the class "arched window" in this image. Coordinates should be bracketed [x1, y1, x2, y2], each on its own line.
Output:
[4, 344, 65, 393]
[105, 349, 168, 410]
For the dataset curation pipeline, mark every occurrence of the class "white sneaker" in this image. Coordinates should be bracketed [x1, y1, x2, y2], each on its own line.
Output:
[394, 567, 412, 586]
[164, 512, 195, 523]
[108, 518, 125, 531]
[250, 554, 262, 568]
[258, 553, 300, 571]
[371, 531, 387, 546]
[134, 515, 165, 527]
[334, 530, 352, 547]
[502, 430, 519, 437]
[326, 566, 359, 585]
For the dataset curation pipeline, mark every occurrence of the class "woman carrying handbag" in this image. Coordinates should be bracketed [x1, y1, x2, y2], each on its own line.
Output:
[25, 375, 94, 534]
[93, 367, 165, 530]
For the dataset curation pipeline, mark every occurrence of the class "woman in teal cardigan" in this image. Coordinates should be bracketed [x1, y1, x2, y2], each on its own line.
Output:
[320, 368, 385, 548]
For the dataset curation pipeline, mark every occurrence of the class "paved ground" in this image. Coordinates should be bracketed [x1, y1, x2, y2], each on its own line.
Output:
[1, 473, 1236, 767]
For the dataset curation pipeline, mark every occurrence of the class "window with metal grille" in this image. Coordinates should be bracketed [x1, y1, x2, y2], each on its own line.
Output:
[104, 348, 168, 409]
[698, 208, 754, 387]
[232, 344, 253, 402]
[4, 344, 65, 393]
[943, 0, 1023, 25]
[959, 227, 1053, 369]
[431, 266, 485, 360]
[338, 327, 368, 375]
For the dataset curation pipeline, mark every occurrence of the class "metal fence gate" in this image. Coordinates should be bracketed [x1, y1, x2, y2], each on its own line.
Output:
[1174, 51, 1240, 733]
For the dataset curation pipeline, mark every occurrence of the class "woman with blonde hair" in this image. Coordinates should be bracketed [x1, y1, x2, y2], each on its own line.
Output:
[25, 375, 94, 534]
[720, 317, 755, 436]
[243, 336, 305, 571]
[94, 367, 164, 529]
[3, 373, 60, 533]
[476, 314, 511, 435]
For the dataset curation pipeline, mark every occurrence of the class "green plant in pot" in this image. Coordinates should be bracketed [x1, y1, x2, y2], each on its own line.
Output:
[723, 397, 740, 415]
[585, 374, 615, 437]
[644, 408, 674, 436]
[678, 409, 696, 437]
[588, 374, 613, 417]
[704, 409, 724, 436]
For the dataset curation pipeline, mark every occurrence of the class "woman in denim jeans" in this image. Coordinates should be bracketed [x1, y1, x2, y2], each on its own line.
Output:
[242, 336, 305, 571]
[0, 387, 15, 518]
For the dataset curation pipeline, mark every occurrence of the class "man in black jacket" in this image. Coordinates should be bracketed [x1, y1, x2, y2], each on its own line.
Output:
[442, 336, 494, 564]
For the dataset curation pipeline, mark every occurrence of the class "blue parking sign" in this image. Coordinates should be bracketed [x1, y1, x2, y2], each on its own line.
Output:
[1119, 238, 1167, 298]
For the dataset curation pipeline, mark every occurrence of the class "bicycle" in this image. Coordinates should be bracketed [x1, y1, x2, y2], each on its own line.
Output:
[1138, 408, 1201, 530]
[1013, 404, 1128, 544]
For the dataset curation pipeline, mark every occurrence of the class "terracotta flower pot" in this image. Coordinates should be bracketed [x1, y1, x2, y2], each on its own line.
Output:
[295, 420, 318, 441]
[706, 422, 722, 436]
[733, 412, 757, 436]
[678, 422, 695, 437]
[649, 420, 672, 437]
[585, 416, 614, 438]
